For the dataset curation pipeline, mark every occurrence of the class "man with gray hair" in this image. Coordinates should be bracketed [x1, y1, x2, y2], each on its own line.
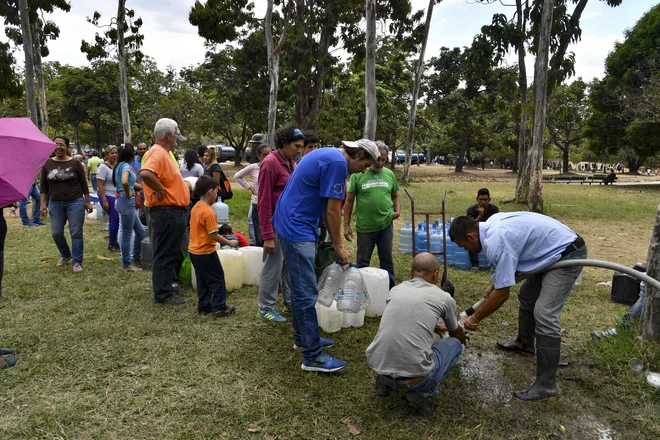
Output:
[344, 141, 400, 289]
[140, 118, 190, 306]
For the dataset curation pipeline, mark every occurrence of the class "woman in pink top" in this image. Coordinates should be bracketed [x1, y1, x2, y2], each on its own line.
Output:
[234, 144, 271, 247]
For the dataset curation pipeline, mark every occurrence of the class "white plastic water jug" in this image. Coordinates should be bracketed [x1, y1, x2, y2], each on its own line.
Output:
[317, 263, 343, 307]
[240, 246, 263, 285]
[212, 197, 229, 224]
[217, 249, 243, 290]
[360, 267, 390, 317]
[336, 265, 369, 313]
[315, 301, 342, 333]
[184, 176, 198, 194]
[341, 309, 365, 328]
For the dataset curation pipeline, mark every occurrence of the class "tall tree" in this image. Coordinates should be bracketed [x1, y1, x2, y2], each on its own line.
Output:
[18, 0, 37, 124]
[265, 0, 292, 147]
[81, 1, 144, 144]
[402, 0, 437, 182]
[1, 0, 71, 133]
[547, 79, 587, 173]
[0, 39, 20, 101]
[526, 0, 554, 213]
[363, 0, 377, 140]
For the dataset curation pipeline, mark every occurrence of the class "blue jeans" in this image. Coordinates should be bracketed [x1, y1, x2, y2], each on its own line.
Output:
[622, 283, 645, 326]
[190, 251, 228, 312]
[278, 236, 322, 360]
[19, 184, 41, 224]
[376, 338, 464, 398]
[115, 194, 144, 267]
[48, 198, 86, 265]
[356, 223, 395, 289]
[149, 208, 188, 302]
[90, 174, 98, 192]
[104, 195, 119, 247]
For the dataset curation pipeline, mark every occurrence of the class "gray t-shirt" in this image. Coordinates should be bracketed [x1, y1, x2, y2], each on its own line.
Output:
[97, 162, 117, 195]
[365, 277, 459, 377]
[180, 162, 204, 178]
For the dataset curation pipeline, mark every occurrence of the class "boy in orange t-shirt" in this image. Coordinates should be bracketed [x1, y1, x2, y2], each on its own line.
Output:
[189, 176, 239, 317]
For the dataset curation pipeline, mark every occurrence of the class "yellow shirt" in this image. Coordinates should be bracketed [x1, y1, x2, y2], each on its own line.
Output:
[87, 156, 103, 174]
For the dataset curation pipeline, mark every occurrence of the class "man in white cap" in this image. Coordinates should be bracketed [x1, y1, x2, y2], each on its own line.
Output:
[272, 138, 379, 373]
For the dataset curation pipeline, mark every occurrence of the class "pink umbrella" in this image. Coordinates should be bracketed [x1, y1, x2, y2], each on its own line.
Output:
[0, 118, 55, 207]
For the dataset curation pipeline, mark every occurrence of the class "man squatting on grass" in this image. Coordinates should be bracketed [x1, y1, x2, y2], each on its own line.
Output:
[271, 138, 379, 373]
[450, 212, 586, 401]
[366, 253, 466, 416]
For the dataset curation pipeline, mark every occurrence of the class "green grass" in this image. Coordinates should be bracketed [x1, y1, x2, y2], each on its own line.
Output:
[1, 180, 660, 439]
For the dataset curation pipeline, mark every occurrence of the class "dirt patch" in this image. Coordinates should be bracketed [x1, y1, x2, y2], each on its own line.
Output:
[458, 350, 513, 404]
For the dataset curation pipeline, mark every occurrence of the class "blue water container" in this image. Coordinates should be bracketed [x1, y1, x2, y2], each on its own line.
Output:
[446, 241, 456, 266]
[415, 224, 428, 253]
[399, 222, 413, 253]
[478, 251, 490, 269]
[454, 247, 471, 270]
[430, 227, 444, 262]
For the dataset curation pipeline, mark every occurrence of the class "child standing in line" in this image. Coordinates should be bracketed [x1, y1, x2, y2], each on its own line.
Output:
[189, 176, 239, 317]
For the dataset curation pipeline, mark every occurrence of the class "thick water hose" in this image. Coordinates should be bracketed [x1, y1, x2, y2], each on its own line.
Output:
[463, 259, 660, 316]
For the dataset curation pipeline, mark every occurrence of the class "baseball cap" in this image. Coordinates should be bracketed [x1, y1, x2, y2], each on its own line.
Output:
[341, 139, 380, 161]
[249, 133, 266, 144]
[176, 125, 186, 141]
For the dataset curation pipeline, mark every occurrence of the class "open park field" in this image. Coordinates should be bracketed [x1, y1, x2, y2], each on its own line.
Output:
[1, 168, 659, 439]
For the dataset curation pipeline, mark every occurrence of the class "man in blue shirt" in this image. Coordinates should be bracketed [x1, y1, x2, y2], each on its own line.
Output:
[272, 138, 379, 373]
[449, 212, 586, 401]
[132, 143, 148, 182]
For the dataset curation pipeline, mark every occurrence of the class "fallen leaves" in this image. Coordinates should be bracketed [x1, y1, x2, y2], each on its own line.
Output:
[41, 258, 54, 263]
[96, 255, 113, 261]
[342, 418, 360, 436]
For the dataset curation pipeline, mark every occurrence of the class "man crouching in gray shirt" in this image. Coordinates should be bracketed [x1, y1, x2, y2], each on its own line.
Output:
[366, 252, 466, 416]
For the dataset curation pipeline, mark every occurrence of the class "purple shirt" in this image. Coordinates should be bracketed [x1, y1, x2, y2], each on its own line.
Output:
[257, 150, 296, 241]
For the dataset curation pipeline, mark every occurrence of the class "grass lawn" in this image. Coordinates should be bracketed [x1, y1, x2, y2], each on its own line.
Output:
[1, 174, 660, 439]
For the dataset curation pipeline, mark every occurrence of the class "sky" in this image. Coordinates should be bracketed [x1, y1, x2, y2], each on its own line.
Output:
[2, 0, 658, 82]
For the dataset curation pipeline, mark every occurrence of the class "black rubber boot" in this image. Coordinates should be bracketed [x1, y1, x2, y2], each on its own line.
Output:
[496, 308, 535, 354]
[513, 335, 561, 401]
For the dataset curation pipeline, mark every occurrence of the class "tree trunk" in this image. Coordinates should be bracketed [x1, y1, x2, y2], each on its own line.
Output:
[527, 0, 554, 213]
[562, 145, 569, 174]
[117, 0, 131, 144]
[75, 123, 80, 151]
[402, 0, 435, 182]
[640, 203, 660, 341]
[265, 0, 279, 148]
[363, 0, 377, 140]
[454, 115, 468, 173]
[18, 0, 37, 125]
[514, 0, 529, 203]
[32, 22, 48, 135]
[627, 155, 645, 174]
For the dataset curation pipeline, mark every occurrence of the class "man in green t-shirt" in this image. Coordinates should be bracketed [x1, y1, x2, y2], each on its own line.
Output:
[86, 151, 104, 192]
[344, 141, 400, 288]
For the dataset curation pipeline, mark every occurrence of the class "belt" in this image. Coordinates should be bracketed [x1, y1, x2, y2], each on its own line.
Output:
[560, 236, 585, 258]
[149, 205, 187, 212]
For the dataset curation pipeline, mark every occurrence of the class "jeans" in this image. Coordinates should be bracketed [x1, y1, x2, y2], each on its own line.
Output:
[90, 174, 98, 192]
[190, 252, 228, 312]
[104, 195, 119, 248]
[622, 283, 645, 326]
[149, 208, 188, 302]
[19, 183, 41, 224]
[376, 338, 464, 398]
[258, 235, 291, 311]
[250, 203, 263, 247]
[278, 236, 322, 360]
[48, 198, 86, 265]
[115, 194, 144, 267]
[518, 245, 587, 337]
[356, 223, 395, 289]
[247, 204, 255, 246]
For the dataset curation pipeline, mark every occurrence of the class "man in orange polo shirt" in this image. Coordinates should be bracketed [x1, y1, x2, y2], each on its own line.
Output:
[140, 118, 190, 305]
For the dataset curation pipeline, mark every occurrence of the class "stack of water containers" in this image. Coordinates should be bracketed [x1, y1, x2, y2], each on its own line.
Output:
[316, 263, 389, 333]
[397, 217, 488, 270]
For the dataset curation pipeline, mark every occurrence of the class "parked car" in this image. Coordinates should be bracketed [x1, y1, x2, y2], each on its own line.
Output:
[395, 152, 425, 164]
[216, 145, 236, 162]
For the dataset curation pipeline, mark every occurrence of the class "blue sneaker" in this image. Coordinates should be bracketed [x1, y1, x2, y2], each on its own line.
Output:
[301, 353, 347, 372]
[22, 222, 38, 227]
[35, 220, 47, 226]
[258, 310, 287, 323]
[293, 338, 335, 350]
